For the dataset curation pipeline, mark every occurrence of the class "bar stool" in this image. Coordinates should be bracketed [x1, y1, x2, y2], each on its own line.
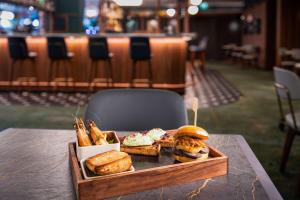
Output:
[8, 37, 38, 87]
[189, 36, 208, 72]
[47, 37, 74, 89]
[88, 37, 113, 89]
[129, 37, 152, 88]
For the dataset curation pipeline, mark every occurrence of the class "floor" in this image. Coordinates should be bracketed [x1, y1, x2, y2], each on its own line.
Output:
[0, 67, 241, 109]
[0, 61, 299, 199]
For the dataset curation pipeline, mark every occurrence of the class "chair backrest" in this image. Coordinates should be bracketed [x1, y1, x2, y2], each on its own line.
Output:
[130, 37, 151, 60]
[243, 45, 258, 54]
[291, 48, 300, 60]
[88, 37, 109, 60]
[8, 37, 29, 59]
[85, 89, 188, 131]
[47, 37, 68, 59]
[198, 36, 209, 50]
[278, 47, 287, 57]
[274, 67, 300, 99]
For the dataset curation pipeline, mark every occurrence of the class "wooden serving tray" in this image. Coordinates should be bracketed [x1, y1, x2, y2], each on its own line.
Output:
[69, 142, 228, 200]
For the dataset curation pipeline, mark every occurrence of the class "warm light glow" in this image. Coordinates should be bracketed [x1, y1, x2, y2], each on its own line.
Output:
[190, 0, 202, 6]
[188, 5, 199, 15]
[32, 19, 39, 27]
[0, 11, 15, 20]
[0, 19, 12, 28]
[166, 8, 176, 17]
[86, 9, 98, 18]
[113, 0, 143, 6]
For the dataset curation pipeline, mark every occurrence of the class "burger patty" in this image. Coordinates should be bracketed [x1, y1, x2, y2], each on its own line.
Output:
[173, 147, 209, 159]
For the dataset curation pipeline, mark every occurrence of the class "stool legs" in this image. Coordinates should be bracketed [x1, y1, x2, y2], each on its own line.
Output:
[131, 60, 137, 88]
[190, 52, 196, 68]
[131, 60, 152, 88]
[89, 59, 114, 90]
[108, 59, 113, 87]
[48, 60, 54, 87]
[200, 51, 206, 72]
[66, 60, 75, 89]
[9, 60, 16, 86]
[148, 60, 153, 88]
[89, 60, 96, 90]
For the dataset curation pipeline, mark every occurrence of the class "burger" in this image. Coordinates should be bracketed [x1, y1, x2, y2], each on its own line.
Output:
[173, 125, 209, 162]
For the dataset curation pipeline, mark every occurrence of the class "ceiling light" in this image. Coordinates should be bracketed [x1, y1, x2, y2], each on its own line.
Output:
[0, 19, 12, 28]
[86, 9, 98, 18]
[188, 5, 199, 15]
[166, 8, 176, 17]
[32, 19, 39, 27]
[199, 2, 209, 10]
[113, 0, 143, 6]
[0, 11, 15, 20]
[190, 0, 202, 6]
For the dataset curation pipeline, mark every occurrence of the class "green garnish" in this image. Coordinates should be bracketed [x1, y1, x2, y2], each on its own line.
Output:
[108, 139, 114, 144]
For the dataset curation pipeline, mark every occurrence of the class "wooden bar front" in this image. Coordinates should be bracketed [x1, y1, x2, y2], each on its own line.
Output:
[0, 35, 187, 92]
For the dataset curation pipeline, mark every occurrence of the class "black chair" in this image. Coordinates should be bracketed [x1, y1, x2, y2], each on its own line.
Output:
[274, 67, 300, 172]
[85, 89, 188, 131]
[47, 37, 74, 88]
[88, 37, 113, 89]
[130, 37, 153, 88]
[8, 37, 38, 86]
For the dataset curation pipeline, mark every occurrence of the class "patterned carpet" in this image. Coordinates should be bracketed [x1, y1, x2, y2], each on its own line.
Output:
[0, 68, 241, 108]
[184, 67, 241, 109]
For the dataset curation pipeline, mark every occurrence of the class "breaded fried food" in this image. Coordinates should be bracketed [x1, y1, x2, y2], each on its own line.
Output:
[86, 150, 132, 175]
[88, 121, 108, 145]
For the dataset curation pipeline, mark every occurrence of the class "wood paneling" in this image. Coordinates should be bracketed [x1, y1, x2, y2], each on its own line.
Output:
[0, 36, 187, 91]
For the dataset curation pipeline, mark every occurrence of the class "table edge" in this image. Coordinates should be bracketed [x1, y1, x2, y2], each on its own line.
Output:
[236, 135, 283, 200]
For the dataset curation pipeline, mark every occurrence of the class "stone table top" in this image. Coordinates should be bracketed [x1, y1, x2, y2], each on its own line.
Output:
[0, 128, 282, 200]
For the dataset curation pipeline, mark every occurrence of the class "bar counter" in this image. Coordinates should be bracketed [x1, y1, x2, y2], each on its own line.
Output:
[0, 33, 193, 92]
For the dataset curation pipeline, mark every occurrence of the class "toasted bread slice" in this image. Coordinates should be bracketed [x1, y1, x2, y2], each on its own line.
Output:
[94, 156, 132, 175]
[86, 150, 129, 173]
[121, 144, 161, 156]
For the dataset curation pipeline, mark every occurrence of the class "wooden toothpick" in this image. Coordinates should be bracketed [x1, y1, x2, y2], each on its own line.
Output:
[192, 97, 198, 126]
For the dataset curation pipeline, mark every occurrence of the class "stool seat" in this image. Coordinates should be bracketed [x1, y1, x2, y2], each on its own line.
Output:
[28, 52, 38, 58]
[294, 63, 300, 68]
[67, 52, 74, 58]
[8, 37, 39, 86]
[189, 45, 205, 52]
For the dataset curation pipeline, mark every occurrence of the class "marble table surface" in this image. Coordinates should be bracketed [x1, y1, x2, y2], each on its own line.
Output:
[0, 128, 282, 200]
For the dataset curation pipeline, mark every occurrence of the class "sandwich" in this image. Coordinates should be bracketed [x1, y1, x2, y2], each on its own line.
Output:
[121, 132, 161, 156]
[173, 125, 209, 163]
[85, 150, 132, 175]
[154, 130, 176, 148]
